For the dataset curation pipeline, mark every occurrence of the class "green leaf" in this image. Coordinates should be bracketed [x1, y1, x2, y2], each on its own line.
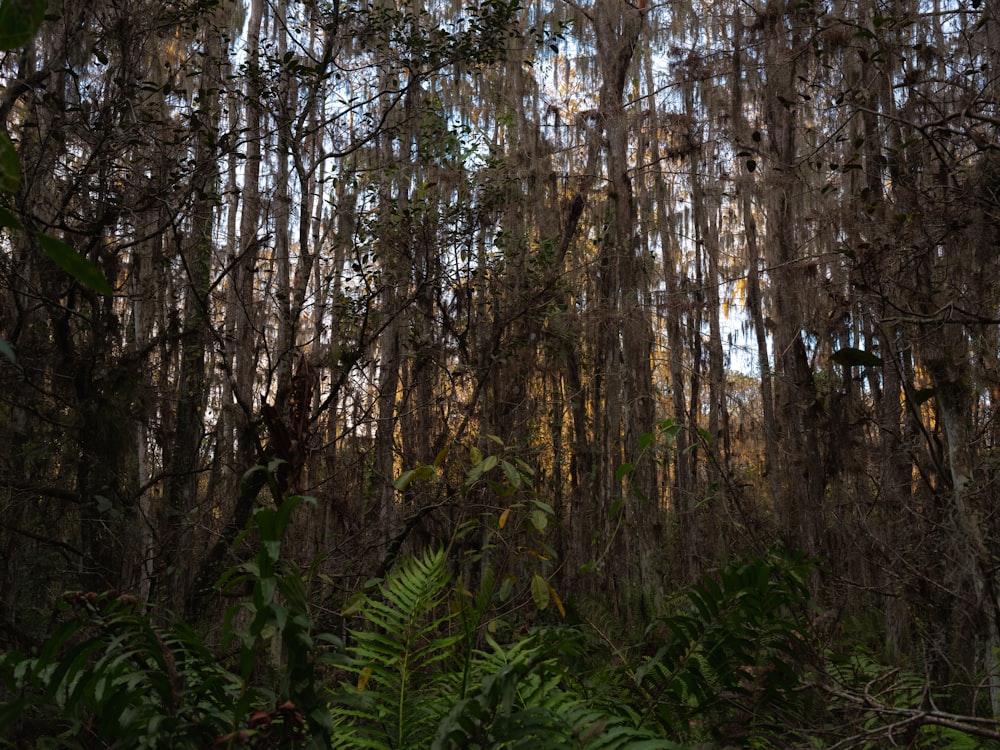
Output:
[341, 591, 367, 617]
[0, 205, 22, 230]
[638, 432, 655, 452]
[609, 498, 623, 520]
[530, 573, 549, 611]
[529, 509, 547, 533]
[615, 462, 634, 482]
[0, 0, 47, 51]
[394, 468, 417, 492]
[465, 462, 484, 485]
[659, 419, 681, 445]
[531, 499, 554, 515]
[0, 133, 20, 194]
[497, 575, 513, 602]
[395, 462, 435, 491]
[501, 459, 521, 488]
[830, 346, 883, 367]
[0, 338, 14, 363]
[37, 234, 114, 295]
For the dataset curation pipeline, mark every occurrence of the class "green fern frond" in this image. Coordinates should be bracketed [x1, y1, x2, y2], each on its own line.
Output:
[433, 629, 680, 750]
[634, 550, 815, 743]
[331, 547, 458, 750]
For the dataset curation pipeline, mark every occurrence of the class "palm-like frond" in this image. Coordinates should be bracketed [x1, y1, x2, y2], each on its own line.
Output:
[434, 630, 681, 750]
[634, 550, 814, 742]
[331, 547, 458, 750]
[329, 549, 684, 750]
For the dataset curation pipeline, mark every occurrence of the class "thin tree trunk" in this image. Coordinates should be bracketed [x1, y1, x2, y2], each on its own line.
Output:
[593, 0, 655, 615]
[161, 24, 225, 612]
[761, 6, 825, 554]
[731, 24, 780, 509]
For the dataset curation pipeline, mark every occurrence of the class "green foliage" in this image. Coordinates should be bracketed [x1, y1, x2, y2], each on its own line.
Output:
[0, 592, 247, 748]
[8, 484, 989, 749]
[0, 132, 19, 196]
[394, 435, 563, 625]
[330, 547, 458, 749]
[36, 234, 115, 296]
[634, 548, 816, 746]
[434, 630, 682, 750]
[0, 489, 337, 749]
[218, 491, 339, 745]
[330, 547, 679, 750]
[0, 0, 46, 54]
[615, 418, 681, 486]
[0, 0, 114, 343]
[818, 649, 994, 748]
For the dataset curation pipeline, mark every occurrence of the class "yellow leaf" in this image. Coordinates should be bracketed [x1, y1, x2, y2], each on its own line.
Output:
[499, 508, 511, 529]
[358, 666, 373, 692]
[547, 581, 566, 618]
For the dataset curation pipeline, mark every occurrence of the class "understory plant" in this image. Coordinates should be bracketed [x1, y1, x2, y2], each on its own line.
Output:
[4, 483, 993, 749]
[329, 545, 681, 750]
[633, 548, 818, 747]
[0, 591, 246, 747]
[0, 489, 337, 749]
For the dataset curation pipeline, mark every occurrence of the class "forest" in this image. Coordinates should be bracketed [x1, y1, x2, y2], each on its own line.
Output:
[1, 0, 999, 745]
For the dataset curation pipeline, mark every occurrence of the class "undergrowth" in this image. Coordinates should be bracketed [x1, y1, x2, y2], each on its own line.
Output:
[1, 488, 995, 748]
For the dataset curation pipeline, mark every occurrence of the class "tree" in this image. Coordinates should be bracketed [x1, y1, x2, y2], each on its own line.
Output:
[3, 0, 1000, 722]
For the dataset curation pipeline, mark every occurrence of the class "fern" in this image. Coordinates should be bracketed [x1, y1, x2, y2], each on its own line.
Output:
[434, 629, 682, 750]
[331, 547, 459, 749]
[634, 548, 815, 745]
[329, 549, 681, 750]
[0, 593, 247, 748]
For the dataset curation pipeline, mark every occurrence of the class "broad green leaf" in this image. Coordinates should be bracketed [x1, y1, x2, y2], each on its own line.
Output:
[0, 205, 22, 230]
[0, 0, 47, 51]
[433, 446, 449, 467]
[638, 431, 654, 452]
[38, 235, 114, 295]
[0, 338, 14, 363]
[531, 499, 554, 515]
[497, 575, 513, 601]
[615, 462, 634, 482]
[830, 346, 883, 367]
[394, 468, 417, 491]
[530, 572, 549, 611]
[529, 509, 547, 533]
[465, 462, 484, 485]
[481, 454, 498, 473]
[501, 459, 521, 488]
[393, 463, 436, 491]
[0, 133, 19, 193]
[659, 419, 681, 445]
